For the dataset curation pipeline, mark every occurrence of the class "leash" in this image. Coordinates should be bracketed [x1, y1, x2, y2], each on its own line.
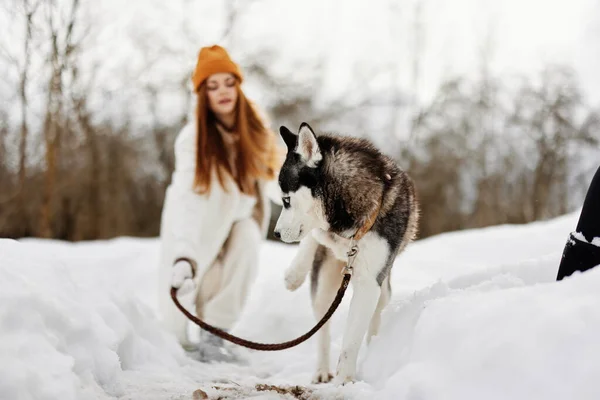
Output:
[170, 240, 357, 351]
[171, 272, 351, 351]
[170, 200, 382, 351]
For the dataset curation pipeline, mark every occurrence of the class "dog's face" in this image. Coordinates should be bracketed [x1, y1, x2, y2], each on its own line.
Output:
[274, 123, 327, 243]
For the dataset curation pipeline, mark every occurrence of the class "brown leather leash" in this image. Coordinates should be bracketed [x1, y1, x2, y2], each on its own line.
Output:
[170, 199, 382, 351]
[170, 272, 351, 351]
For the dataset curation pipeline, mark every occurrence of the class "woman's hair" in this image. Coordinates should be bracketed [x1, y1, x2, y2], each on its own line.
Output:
[193, 80, 281, 195]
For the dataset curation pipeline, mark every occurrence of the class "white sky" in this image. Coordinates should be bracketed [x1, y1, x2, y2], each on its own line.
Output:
[1, 0, 598, 129]
[232, 0, 600, 106]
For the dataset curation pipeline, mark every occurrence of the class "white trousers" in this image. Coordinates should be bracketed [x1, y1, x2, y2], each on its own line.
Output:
[159, 218, 261, 346]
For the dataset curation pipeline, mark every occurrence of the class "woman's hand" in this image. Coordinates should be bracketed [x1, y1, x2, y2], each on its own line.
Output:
[171, 260, 196, 296]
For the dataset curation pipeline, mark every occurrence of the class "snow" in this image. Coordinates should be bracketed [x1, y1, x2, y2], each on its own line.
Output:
[572, 231, 600, 247]
[2, 210, 600, 399]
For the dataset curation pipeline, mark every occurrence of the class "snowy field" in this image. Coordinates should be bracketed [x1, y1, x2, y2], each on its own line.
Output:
[2, 210, 600, 399]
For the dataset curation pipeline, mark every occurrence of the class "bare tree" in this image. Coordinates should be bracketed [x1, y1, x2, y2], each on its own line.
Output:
[18, 0, 39, 195]
[39, 0, 81, 237]
[1, 1, 598, 243]
[403, 0, 427, 145]
[14, 0, 41, 235]
[220, 0, 261, 44]
[468, 22, 503, 228]
[510, 66, 597, 220]
[0, 109, 8, 194]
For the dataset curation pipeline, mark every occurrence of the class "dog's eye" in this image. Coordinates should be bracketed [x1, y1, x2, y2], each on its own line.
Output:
[282, 196, 291, 208]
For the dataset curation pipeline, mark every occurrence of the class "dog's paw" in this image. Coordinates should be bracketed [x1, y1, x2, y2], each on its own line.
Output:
[331, 373, 355, 386]
[312, 370, 333, 384]
[284, 267, 306, 291]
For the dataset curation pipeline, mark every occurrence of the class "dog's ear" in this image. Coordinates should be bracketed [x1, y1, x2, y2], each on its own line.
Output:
[297, 122, 322, 167]
[279, 125, 297, 151]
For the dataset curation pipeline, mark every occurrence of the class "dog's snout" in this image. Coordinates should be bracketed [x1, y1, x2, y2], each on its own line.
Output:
[273, 230, 281, 239]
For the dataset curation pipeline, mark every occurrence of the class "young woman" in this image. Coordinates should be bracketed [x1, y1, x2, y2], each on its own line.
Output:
[158, 45, 282, 360]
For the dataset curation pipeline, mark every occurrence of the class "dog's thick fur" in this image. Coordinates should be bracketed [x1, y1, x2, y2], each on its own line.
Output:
[273, 123, 419, 385]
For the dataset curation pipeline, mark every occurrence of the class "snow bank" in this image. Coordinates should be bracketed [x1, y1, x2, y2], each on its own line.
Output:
[3, 211, 600, 399]
[0, 239, 199, 400]
[363, 264, 600, 400]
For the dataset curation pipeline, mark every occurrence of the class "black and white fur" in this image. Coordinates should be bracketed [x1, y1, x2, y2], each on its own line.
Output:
[273, 123, 419, 385]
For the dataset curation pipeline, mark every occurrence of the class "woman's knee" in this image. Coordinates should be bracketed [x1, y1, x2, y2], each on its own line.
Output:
[231, 219, 262, 243]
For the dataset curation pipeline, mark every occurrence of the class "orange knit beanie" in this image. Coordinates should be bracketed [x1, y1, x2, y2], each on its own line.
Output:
[191, 45, 243, 90]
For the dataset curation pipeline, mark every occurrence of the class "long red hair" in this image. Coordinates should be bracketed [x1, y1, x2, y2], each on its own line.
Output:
[193, 80, 282, 195]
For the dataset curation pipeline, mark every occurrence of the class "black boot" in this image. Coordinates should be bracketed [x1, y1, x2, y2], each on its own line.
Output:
[557, 232, 600, 280]
[557, 165, 600, 281]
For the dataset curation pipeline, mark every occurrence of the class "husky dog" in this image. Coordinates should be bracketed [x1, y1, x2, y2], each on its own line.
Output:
[273, 123, 419, 385]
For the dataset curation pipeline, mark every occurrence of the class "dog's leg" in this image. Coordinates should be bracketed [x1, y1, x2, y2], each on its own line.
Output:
[312, 229, 351, 261]
[311, 251, 343, 383]
[332, 235, 388, 385]
[333, 274, 381, 385]
[367, 274, 391, 344]
[284, 235, 319, 291]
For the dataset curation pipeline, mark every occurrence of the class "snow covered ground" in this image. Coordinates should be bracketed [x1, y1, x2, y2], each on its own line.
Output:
[2, 210, 600, 399]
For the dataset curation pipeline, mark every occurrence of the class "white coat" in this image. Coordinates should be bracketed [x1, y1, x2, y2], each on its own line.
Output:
[157, 120, 281, 343]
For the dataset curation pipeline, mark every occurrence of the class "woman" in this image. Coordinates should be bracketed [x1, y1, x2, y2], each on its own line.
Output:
[158, 45, 282, 360]
[556, 165, 600, 281]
